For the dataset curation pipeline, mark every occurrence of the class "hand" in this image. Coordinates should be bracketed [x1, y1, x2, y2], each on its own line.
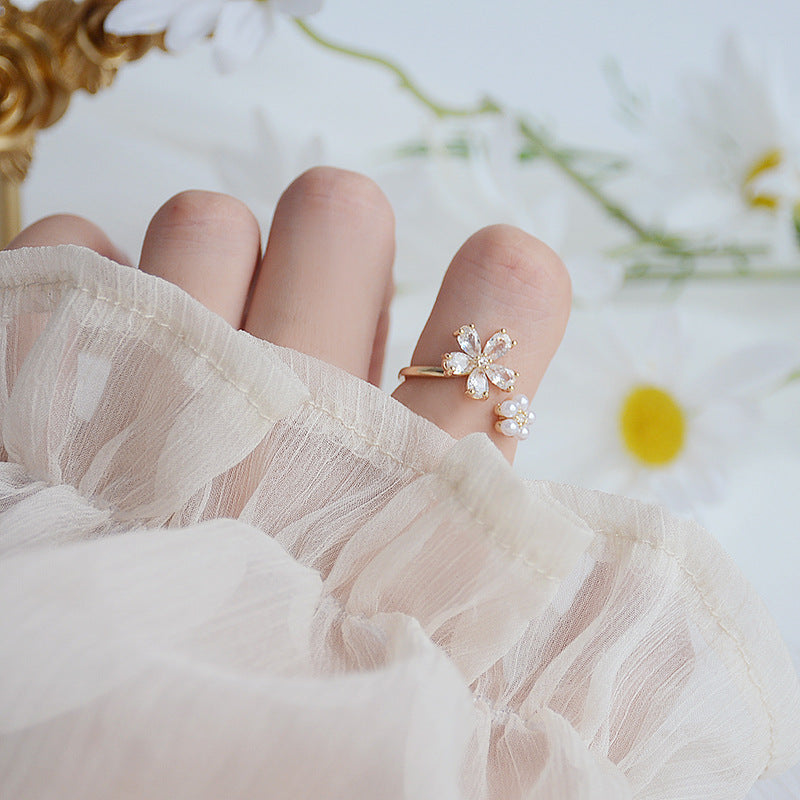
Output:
[6, 167, 571, 463]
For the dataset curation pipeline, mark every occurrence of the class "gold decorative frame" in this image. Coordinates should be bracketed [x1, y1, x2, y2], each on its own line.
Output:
[0, 0, 163, 245]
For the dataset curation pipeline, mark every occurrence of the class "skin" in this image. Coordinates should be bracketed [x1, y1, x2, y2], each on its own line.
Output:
[6, 166, 572, 463]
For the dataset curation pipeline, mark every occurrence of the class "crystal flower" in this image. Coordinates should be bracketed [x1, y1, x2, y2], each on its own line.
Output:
[442, 324, 518, 400]
[495, 394, 535, 440]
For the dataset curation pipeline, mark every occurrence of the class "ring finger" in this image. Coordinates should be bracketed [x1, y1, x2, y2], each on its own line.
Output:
[138, 191, 262, 328]
[392, 224, 572, 464]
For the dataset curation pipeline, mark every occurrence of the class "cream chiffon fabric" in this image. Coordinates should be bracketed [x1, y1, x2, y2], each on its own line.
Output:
[1, 245, 798, 799]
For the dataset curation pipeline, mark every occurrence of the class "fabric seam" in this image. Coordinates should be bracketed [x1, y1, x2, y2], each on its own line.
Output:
[4, 277, 435, 475]
[4, 279, 281, 425]
[5, 277, 564, 576]
[419, 479, 560, 583]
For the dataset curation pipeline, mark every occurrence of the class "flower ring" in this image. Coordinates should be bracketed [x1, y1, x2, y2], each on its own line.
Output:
[495, 394, 536, 440]
[443, 324, 518, 399]
[397, 324, 519, 400]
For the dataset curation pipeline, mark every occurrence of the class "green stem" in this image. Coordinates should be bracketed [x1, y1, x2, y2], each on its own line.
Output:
[294, 20, 499, 119]
[296, 20, 800, 282]
[296, 23, 689, 253]
[517, 120, 663, 244]
[607, 241, 768, 259]
[625, 267, 800, 281]
[295, 22, 666, 248]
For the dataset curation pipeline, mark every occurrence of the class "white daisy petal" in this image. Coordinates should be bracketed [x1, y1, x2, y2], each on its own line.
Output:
[565, 255, 625, 305]
[650, 466, 708, 513]
[694, 342, 799, 402]
[691, 400, 754, 448]
[165, 0, 222, 51]
[642, 309, 684, 386]
[105, 0, 189, 35]
[213, 0, 273, 73]
[456, 325, 481, 358]
[692, 466, 727, 505]
[466, 369, 489, 399]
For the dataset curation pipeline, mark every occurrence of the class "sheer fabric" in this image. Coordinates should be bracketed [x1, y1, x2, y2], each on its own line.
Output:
[0, 245, 798, 799]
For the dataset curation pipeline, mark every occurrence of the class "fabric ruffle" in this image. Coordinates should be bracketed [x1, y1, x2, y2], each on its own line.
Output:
[0, 245, 797, 799]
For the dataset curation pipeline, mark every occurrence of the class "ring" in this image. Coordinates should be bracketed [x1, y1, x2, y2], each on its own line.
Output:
[495, 394, 535, 440]
[398, 323, 519, 400]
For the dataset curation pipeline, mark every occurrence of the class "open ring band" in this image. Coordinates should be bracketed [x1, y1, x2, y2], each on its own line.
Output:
[397, 366, 449, 378]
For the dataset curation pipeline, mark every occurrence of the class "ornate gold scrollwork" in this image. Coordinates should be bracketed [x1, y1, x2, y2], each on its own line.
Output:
[0, 0, 164, 243]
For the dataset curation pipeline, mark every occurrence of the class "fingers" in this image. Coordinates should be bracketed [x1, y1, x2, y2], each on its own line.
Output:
[5, 214, 130, 264]
[243, 167, 395, 383]
[367, 278, 393, 386]
[392, 225, 572, 463]
[138, 191, 261, 327]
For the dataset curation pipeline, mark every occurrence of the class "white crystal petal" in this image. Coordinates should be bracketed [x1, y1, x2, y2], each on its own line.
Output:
[466, 369, 489, 399]
[499, 418, 519, 437]
[498, 400, 518, 418]
[519, 426, 530, 440]
[513, 394, 529, 410]
[486, 364, 516, 391]
[442, 351, 473, 375]
[527, 411, 537, 424]
[456, 325, 481, 358]
[484, 330, 514, 360]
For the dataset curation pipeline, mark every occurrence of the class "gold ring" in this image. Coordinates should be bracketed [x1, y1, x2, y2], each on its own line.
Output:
[397, 323, 519, 400]
[397, 366, 448, 378]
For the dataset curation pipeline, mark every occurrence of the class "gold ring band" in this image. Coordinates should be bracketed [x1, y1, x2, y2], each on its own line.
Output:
[397, 366, 448, 379]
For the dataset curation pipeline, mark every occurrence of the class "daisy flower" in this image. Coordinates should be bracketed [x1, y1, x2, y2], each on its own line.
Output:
[637, 35, 800, 253]
[421, 116, 627, 303]
[105, 0, 324, 72]
[532, 311, 798, 513]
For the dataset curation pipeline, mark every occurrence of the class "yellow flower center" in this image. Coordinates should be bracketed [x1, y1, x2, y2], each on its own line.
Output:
[619, 385, 685, 466]
[742, 147, 782, 210]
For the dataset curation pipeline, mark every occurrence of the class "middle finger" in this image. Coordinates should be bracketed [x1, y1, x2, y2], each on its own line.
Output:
[243, 167, 395, 383]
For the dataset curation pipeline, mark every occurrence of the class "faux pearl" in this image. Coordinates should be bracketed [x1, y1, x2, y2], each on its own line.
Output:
[499, 418, 519, 436]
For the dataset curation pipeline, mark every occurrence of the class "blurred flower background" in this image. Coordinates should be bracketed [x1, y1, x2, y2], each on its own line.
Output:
[14, 6, 800, 780]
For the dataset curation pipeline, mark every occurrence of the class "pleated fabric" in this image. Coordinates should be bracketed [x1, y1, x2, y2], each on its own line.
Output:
[0, 246, 797, 799]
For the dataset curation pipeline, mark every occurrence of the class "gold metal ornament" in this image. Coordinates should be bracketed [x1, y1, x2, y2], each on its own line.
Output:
[0, 0, 165, 245]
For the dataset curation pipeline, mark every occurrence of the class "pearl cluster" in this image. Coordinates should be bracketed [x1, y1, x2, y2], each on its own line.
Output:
[494, 394, 535, 440]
